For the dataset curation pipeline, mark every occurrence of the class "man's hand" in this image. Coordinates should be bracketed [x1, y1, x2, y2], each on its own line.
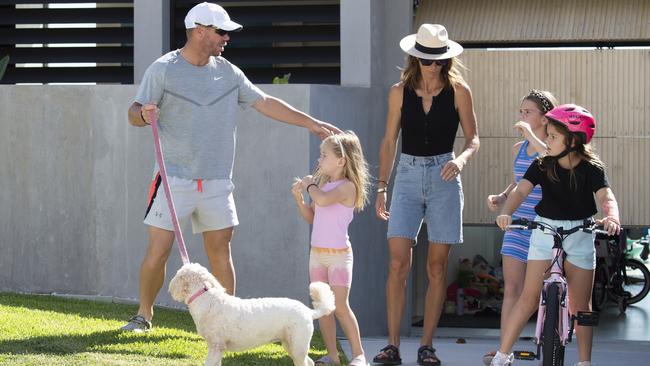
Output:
[309, 120, 342, 139]
[141, 103, 160, 125]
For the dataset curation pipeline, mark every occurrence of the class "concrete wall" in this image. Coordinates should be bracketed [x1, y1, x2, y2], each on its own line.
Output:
[0, 85, 369, 311]
[134, 0, 170, 83]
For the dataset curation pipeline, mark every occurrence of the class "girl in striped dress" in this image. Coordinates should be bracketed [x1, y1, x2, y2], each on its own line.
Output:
[483, 90, 558, 365]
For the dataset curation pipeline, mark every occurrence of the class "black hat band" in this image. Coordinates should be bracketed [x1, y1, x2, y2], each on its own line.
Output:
[415, 42, 449, 55]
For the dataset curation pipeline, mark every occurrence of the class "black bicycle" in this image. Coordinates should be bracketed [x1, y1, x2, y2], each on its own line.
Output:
[592, 230, 650, 313]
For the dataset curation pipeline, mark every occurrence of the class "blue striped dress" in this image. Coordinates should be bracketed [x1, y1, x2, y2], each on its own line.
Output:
[501, 140, 543, 262]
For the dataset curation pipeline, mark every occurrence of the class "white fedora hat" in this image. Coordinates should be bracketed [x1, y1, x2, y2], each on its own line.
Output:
[400, 24, 463, 60]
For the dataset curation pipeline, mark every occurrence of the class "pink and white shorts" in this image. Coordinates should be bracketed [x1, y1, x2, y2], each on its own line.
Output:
[309, 247, 354, 288]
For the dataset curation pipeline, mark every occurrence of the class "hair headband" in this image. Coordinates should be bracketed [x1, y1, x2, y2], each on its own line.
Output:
[528, 89, 552, 113]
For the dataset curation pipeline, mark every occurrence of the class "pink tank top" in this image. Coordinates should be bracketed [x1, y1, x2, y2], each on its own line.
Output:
[311, 179, 355, 249]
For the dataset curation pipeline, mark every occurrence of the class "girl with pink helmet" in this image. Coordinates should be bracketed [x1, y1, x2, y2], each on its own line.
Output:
[491, 104, 621, 366]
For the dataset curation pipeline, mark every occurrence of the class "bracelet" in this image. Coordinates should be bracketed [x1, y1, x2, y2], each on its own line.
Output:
[306, 183, 318, 193]
[377, 187, 387, 193]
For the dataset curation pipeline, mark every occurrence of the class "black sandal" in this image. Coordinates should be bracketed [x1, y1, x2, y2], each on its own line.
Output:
[417, 345, 441, 366]
[372, 345, 402, 365]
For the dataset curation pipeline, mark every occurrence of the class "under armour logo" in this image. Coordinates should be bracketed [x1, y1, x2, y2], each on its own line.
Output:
[154, 211, 163, 218]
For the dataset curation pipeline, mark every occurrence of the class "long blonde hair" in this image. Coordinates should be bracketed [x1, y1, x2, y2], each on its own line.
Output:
[314, 131, 370, 211]
[540, 119, 605, 189]
[400, 55, 467, 91]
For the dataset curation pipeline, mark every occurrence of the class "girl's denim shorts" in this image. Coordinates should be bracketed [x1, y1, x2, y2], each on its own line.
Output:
[528, 216, 596, 270]
[387, 152, 464, 244]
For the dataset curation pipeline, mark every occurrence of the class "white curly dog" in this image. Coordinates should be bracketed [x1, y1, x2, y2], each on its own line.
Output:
[169, 263, 335, 366]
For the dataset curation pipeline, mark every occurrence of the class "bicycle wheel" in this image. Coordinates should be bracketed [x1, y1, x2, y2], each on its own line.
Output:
[592, 261, 608, 311]
[542, 283, 564, 366]
[621, 259, 650, 304]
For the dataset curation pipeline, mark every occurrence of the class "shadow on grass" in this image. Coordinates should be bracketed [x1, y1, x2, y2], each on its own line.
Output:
[0, 293, 195, 332]
[0, 329, 328, 365]
[0, 329, 198, 359]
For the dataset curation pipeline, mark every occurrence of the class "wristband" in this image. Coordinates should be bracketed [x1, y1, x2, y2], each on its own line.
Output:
[377, 187, 387, 193]
[306, 183, 318, 193]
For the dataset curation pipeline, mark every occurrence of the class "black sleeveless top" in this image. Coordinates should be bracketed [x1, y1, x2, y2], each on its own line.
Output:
[400, 86, 460, 156]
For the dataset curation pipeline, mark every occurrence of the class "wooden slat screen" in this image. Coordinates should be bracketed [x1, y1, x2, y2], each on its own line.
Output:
[0, 1, 134, 84]
[170, 0, 340, 84]
[415, 0, 650, 48]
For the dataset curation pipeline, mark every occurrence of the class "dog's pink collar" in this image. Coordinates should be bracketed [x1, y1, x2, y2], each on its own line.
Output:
[187, 286, 209, 305]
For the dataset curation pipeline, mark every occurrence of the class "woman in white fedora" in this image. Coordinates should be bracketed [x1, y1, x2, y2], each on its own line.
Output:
[373, 24, 479, 366]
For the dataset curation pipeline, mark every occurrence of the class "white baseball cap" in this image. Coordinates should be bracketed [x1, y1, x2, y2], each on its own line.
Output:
[184, 2, 242, 31]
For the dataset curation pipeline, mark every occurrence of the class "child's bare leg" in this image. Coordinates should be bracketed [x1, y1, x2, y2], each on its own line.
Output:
[332, 286, 365, 360]
[317, 314, 340, 364]
[565, 260, 595, 362]
[500, 256, 527, 342]
[499, 260, 549, 354]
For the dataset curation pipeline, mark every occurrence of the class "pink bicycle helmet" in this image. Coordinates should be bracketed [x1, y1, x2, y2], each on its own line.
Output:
[545, 104, 596, 143]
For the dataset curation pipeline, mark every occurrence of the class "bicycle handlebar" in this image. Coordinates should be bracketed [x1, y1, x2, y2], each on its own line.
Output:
[507, 224, 530, 230]
[506, 218, 608, 236]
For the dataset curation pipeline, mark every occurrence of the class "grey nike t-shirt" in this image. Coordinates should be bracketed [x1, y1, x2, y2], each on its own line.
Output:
[135, 50, 265, 179]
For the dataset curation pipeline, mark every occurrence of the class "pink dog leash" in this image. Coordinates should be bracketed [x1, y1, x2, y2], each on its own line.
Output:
[148, 111, 190, 265]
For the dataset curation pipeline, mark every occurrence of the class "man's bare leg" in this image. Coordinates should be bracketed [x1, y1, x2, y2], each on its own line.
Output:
[203, 227, 235, 295]
[137, 226, 174, 321]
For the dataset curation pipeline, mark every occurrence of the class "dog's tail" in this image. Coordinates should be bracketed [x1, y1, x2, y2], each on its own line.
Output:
[309, 281, 335, 320]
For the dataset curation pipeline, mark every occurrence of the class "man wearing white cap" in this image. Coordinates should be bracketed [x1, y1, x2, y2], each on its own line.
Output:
[122, 2, 340, 332]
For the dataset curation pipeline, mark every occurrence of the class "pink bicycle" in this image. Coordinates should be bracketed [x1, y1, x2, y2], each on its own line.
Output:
[508, 218, 607, 366]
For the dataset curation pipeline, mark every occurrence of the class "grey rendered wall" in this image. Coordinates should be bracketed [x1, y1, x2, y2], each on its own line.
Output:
[0, 84, 325, 308]
[133, 0, 169, 83]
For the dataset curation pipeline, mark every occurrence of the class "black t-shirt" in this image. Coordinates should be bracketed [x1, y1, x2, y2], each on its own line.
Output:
[522, 159, 609, 220]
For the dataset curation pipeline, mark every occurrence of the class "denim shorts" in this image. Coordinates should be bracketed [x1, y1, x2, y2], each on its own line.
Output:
[387, 152, 464, 244]
[528, 216, 596, 270]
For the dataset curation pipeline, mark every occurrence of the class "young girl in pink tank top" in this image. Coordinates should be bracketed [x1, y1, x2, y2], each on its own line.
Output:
[291, 131, 370, 366]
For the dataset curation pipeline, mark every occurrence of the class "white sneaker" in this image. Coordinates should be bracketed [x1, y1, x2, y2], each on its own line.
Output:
[490, 351, 514, 366]
[483, 351, 496, 365]
[574, 362, 591, 366]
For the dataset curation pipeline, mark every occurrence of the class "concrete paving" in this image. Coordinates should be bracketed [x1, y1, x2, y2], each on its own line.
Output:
[341, 295, 650, 365]
[341, 334, 650, 366]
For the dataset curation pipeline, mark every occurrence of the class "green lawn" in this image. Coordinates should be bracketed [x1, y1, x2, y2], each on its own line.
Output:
[0, 293, 346, 365]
